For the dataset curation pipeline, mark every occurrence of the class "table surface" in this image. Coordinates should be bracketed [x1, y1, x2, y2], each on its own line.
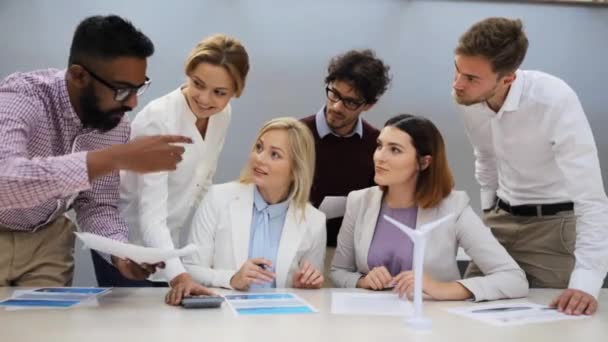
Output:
[0, 288, 606, 342]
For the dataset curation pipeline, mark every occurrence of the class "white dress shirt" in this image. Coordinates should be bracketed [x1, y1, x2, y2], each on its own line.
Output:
[119, 87, 231, 282]
[459, 69, 608, 298]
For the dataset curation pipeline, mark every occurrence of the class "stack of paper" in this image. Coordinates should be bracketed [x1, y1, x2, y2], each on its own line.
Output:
[0, 287, 110, 310]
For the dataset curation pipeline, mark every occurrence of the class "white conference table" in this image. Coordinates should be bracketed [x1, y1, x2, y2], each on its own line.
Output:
[0, 288, 606, 342]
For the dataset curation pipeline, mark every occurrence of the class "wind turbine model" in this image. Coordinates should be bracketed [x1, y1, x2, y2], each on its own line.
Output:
[383, 213, 454, 330]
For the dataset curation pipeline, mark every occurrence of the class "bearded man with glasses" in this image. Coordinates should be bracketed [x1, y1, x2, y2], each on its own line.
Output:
[0, 15, 192, 287]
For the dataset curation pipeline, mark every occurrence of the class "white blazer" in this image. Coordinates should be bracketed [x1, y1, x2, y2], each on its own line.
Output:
[330, 187, 528, 301]
[119, 87, 231, 281]
[184, 182, 327, 289]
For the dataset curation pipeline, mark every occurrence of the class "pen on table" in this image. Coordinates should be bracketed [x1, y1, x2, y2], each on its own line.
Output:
[471, 306, 532, 314]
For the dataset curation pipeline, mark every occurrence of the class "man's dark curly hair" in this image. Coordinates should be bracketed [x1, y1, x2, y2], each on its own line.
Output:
[325, 49, 391, 105]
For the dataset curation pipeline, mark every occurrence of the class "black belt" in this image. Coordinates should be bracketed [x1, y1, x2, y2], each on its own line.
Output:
[496, 198, 573, 217]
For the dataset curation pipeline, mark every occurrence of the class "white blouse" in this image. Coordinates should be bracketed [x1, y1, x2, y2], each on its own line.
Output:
[119, 87, 231, 281]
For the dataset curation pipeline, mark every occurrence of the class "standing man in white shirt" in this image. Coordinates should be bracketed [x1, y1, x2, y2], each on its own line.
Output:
[453, 17, 608, 316]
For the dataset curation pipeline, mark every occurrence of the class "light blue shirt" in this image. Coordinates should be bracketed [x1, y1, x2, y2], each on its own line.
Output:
[315, 106, 363, 138]
[248, 186, 289, 288]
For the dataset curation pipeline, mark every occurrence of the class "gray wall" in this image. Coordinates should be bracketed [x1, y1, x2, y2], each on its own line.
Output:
[1, 0, 606, 286]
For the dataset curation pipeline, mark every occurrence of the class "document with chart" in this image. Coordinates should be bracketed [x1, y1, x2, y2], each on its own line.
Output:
[0, 287, 110, 310]
[224, 293, 317, 316]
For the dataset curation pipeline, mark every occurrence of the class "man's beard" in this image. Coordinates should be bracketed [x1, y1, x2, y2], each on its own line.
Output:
[79, 86, 131, 132]
[326, 108, 357, 132]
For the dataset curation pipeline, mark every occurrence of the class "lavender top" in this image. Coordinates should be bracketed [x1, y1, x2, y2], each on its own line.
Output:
[367, 203, 417, 276]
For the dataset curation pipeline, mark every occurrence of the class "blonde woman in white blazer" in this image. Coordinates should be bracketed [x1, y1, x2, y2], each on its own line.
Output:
[166, 118, 326, 305]
[114, 35, 249, 290]
[331, 114, 528, 301]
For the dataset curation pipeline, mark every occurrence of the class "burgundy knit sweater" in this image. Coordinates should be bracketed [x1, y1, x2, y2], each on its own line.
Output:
[301, 114, 379, 246]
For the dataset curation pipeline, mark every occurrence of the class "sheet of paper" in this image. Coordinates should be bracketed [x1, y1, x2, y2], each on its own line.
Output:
[33, 287, 110, 295]
[3, 298, 100, 311]
[75, 232, 197, 264]
[331, 292, 413, 316]
[456, 247, 471, 261]
[318, 196, 347, 219]
[13, 287, 110, 301]
[224, 293, 317, 316]
[0, 299, 80, 308]
[446, 301, 587, 326]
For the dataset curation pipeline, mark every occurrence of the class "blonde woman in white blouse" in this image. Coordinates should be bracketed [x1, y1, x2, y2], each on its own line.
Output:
[111, 35, 249, 290]
[165, 118, 326, 305]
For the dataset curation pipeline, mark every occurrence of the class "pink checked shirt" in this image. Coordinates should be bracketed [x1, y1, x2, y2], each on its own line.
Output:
[0, 68, 130, 242]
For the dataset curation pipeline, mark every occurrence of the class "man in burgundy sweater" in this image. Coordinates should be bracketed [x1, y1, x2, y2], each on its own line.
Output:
[301, 49, 391, 283]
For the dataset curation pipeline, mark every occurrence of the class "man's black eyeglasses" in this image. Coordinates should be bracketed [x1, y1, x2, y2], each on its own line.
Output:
[79, 64, 150, 102]
[326, 86, 366, 111]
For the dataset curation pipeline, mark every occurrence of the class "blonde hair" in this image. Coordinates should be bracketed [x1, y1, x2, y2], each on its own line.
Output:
[184, 34, 250, 97]
[239, 117, 316, 215]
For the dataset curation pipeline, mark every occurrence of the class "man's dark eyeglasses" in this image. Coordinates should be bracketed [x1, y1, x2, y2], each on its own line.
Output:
[78, 64, 150, 102]
[326, 86, 366, 111]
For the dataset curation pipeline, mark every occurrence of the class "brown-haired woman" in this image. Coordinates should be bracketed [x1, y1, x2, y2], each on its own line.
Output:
[330, 114, 528, 302]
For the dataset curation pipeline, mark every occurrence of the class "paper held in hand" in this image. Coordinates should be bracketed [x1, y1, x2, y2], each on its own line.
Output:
[318, 196, 347, 220]
[75, 232, 197, 264]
